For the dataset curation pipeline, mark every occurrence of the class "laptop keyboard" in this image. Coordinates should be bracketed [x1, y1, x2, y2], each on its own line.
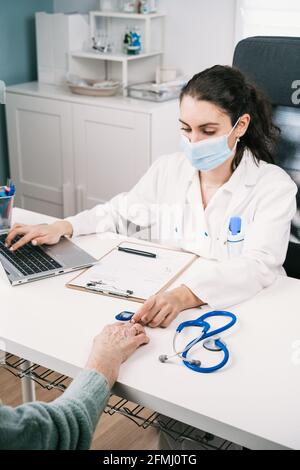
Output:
[0, 234, 62, 276]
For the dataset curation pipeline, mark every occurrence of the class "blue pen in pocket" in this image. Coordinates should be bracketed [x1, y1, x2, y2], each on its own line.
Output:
[227, 216, 244, 258]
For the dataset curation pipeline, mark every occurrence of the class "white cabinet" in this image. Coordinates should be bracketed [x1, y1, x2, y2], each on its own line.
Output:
[6, 82, 180, 218]
[5, 93, 75, 218]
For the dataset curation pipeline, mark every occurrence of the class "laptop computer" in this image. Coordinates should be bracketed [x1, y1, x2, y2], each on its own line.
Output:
[0, 229, 97, 286]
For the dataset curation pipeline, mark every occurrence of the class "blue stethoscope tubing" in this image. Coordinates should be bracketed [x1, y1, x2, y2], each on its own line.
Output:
[176, 311, 237, 373]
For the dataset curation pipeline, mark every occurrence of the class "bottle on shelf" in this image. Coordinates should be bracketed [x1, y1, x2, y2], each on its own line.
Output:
[123, 26, 131, 53]
[124, 26, 142, 55]
[138, 0, 157, 14]
[138, 1, 149, 14]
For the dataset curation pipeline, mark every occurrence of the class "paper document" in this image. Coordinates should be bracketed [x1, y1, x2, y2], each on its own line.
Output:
[67, 241, 197, 301]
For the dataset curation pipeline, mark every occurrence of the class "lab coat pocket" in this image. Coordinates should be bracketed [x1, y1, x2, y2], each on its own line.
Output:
[226, 216, 245, 258]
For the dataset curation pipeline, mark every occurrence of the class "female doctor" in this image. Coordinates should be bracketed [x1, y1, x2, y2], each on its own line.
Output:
[6, 65, 297, 328]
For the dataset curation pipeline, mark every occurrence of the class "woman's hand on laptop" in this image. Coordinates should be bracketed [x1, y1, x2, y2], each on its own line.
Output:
[5, 221, 73, 252]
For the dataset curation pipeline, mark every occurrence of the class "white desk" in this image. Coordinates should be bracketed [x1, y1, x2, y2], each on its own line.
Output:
[1, 208, 300, 450]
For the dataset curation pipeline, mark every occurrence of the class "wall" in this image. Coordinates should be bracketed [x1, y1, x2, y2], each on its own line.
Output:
[0, 0, 53, 185]
[54, 0, 237, 76]
[54, 0, 98, 13]
[159, 0, 237, 77]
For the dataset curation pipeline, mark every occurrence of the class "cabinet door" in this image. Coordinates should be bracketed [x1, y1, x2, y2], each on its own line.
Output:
[6, 93, 75, 218]
[73, 104, 151, 211]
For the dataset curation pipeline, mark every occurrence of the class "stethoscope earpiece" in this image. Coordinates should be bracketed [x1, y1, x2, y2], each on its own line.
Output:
[189, 360, 201, 366]
[158, 354, 169, 363]
[158, 354, 201, 367]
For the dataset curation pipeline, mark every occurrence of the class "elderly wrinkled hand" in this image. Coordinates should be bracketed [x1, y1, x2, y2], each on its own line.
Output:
[85, 322, 150, 387]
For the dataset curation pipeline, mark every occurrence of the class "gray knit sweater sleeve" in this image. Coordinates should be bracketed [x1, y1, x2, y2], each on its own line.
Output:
[0, 369, 110, 450]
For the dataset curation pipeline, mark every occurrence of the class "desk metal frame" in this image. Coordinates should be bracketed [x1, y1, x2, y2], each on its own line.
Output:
[0, 352, 236, 450]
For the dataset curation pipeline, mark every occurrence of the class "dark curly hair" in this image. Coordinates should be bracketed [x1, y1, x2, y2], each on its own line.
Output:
[180, 65, 280, 169]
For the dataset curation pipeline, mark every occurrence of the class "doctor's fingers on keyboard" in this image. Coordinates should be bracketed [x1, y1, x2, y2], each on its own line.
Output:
[5, 223, 25, 244]
[6, 225, 58, 251]
[10, 232, 43, 252]
[5, 224, 33, 247]
[6, 228, 44, 251]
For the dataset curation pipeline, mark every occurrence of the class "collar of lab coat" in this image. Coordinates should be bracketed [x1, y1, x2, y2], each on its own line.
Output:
[222, 149, 264, 193]
[184, 149, 264, 195]
[179, 150, 265, 254]
[184, 149, 265, 232]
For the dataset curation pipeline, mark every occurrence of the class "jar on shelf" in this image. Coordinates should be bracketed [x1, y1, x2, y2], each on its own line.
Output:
[121, 1, 137, 13]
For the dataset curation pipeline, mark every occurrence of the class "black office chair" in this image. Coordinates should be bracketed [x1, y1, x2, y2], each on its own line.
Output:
[233, 36, 300, 279]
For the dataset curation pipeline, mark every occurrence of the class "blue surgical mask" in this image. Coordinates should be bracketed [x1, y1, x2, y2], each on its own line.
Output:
[181, 118, 241, 172]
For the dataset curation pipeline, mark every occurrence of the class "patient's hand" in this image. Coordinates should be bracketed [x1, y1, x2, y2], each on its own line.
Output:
[85, 322, 150, 388]
[131, 286, 203, 328]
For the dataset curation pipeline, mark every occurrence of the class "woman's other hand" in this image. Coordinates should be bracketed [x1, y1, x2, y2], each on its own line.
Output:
[131, 286, 203, 328]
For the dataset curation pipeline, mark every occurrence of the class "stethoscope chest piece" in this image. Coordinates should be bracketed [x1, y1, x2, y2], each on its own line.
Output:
[203, 339, 223, 352]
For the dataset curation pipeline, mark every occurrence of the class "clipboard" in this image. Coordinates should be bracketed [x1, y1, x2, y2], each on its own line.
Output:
[66, 241, 197, 303]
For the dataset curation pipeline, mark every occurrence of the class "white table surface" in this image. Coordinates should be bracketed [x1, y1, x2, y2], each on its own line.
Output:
[1, 208, 300, 450]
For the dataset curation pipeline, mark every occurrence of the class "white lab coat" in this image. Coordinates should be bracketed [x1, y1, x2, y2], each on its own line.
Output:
[67, 150, 298, 309]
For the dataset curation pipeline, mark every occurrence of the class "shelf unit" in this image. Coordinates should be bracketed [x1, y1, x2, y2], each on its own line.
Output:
[70, 11, 166, 96]
[90, 11, 165, 52]
[71, 50, 163, 62]
[71, 50, 163, 94]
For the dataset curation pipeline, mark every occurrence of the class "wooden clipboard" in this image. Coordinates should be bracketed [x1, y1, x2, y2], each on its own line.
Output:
[66, 241, 197, 303]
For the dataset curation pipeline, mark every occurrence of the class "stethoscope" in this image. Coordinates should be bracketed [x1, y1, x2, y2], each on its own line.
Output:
[159, 311, 237, 373]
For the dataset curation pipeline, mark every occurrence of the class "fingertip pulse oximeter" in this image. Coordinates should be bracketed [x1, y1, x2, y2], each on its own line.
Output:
[115, 311, 135, 322]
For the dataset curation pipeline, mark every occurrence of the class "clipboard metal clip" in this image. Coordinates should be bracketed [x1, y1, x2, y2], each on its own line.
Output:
[86, 280, 134, 298]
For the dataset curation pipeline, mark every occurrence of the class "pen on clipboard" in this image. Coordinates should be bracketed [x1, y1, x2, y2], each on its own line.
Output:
[118, 246, 157, 258]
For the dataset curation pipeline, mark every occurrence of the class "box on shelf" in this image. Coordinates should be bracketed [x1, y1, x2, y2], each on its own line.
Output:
[127, 80, 186, 102]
